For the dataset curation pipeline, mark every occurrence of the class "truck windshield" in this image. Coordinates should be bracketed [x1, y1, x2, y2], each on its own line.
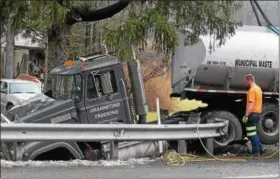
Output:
[9, 83, 41, 94]
[52, 74, 82, 102]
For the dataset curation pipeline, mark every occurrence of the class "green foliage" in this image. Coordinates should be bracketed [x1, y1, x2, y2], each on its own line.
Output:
[0, 0, 29, 33]
[0, 0, 69, 38]
[23, 1, 69, 34]
[68, 23, 88, 57]
[1, 0, 242, 63]
[100, 1, 242, 61]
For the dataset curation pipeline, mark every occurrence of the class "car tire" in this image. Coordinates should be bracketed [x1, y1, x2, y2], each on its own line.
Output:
[6, 103, 14, 111]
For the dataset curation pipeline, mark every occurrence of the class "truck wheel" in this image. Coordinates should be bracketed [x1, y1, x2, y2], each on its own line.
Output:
[257, 103, 279, 145]
[202, 111, 243, 149]
[6, 103, 14, 111]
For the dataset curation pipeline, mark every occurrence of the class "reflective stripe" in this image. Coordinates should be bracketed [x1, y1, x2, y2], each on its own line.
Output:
[247, 131, 257, 136]
[184, 88, 279, 96]
[246, 126, 256, 131]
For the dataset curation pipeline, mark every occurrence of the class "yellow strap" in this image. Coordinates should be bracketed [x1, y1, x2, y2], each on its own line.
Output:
[246, 126, 256, 131]
[247, 131, 257, 136]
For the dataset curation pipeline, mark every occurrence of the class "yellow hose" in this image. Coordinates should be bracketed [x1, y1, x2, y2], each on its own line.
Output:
[164, 120, 279, 166]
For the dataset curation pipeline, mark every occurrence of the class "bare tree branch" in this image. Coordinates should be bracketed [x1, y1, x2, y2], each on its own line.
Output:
[1, 39, 6, 45]
[66, 0, 130, 25]
[21, 29, 46, 44]
[29, 29, 44, 40]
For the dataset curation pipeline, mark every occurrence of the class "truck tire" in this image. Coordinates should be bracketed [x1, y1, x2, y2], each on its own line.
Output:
[257, 103, 279, 145]
[202, 111, 243, 149]
[6, 103, 14, 111]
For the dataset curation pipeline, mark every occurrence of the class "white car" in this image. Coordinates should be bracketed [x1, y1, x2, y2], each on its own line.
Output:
[0, 79, 42, 110]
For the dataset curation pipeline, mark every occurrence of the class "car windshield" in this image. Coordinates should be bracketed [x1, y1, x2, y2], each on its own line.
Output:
[9, 83, 41, 94]
[52, 74, 82, 101]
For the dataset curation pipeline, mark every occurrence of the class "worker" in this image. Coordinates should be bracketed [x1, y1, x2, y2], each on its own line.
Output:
[242, 74, 263, 156]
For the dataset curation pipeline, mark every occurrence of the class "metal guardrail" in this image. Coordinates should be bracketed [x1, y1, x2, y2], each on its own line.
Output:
[1, 113, 12, 123]
[1, 121, 229, 142]
[1, 113, 229, 160]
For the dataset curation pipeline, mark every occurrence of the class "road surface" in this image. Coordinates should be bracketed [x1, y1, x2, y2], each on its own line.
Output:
[1, 158, 278, 179]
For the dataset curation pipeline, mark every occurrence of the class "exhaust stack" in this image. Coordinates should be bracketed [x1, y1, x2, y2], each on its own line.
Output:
[127, 60, 148, 124]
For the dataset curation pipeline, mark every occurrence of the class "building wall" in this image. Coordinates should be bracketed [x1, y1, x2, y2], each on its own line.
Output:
[0, 49, 29, 77]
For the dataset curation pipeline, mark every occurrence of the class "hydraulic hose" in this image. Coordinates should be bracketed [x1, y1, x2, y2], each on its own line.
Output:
[164, 118, 279, 166]
[268, 25, 279, 35]
[252, 0, 273, 26]
[251, 0, 279, 35]
[250, 0, 262, 26]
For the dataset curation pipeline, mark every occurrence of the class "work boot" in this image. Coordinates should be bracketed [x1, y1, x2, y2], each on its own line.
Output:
[251, 153, 261, 157]
[260, 148, 268, 156]
[245, 152, 260, 157]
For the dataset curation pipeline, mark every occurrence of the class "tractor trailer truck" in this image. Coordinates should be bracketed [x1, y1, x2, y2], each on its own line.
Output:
[171, 25, 279, 148]
[1, 25, 278, 161]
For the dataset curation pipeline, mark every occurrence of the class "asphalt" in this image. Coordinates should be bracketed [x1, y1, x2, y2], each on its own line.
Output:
[1, 159, 278, 179]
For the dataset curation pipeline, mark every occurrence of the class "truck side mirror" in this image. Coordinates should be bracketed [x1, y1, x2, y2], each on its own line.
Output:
[101, 72, 113, 95]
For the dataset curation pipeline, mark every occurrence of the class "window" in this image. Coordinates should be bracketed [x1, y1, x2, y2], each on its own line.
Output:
[108, 71, 117, 93]
[87, 70, 117, 99]
[87, 75, 98, 99]
[0, 81, 6, 89]
[9, 83, 40, 94]
[52, 74, 82, 102]
[0, 81, 7, 93]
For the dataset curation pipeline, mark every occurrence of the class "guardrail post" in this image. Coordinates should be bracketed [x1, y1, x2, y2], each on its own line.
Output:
[178, 121, 187, 153]
[206, 119, 214, 157]
[110, 121, 119, 160]
[156, 98, 163, 154]
[12, 142, 17, 161]
[110, 140, 119, 160]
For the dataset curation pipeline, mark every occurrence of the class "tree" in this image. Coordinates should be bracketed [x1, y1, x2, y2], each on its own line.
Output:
[24, 0, 130, 67]
[2, 0, 243, 78]
[23, 0, 242, 67]
[0, 0, 29, 78]
[99, 1, 242, 62]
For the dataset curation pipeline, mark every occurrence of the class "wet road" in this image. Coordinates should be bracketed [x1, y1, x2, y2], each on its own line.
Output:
[1, 158, 278, 179]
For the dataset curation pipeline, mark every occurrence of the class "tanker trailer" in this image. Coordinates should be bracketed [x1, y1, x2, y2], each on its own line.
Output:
[171, 25, 279, 148]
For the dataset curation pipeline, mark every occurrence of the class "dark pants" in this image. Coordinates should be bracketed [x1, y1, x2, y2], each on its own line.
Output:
[246, 113, 263, 154]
